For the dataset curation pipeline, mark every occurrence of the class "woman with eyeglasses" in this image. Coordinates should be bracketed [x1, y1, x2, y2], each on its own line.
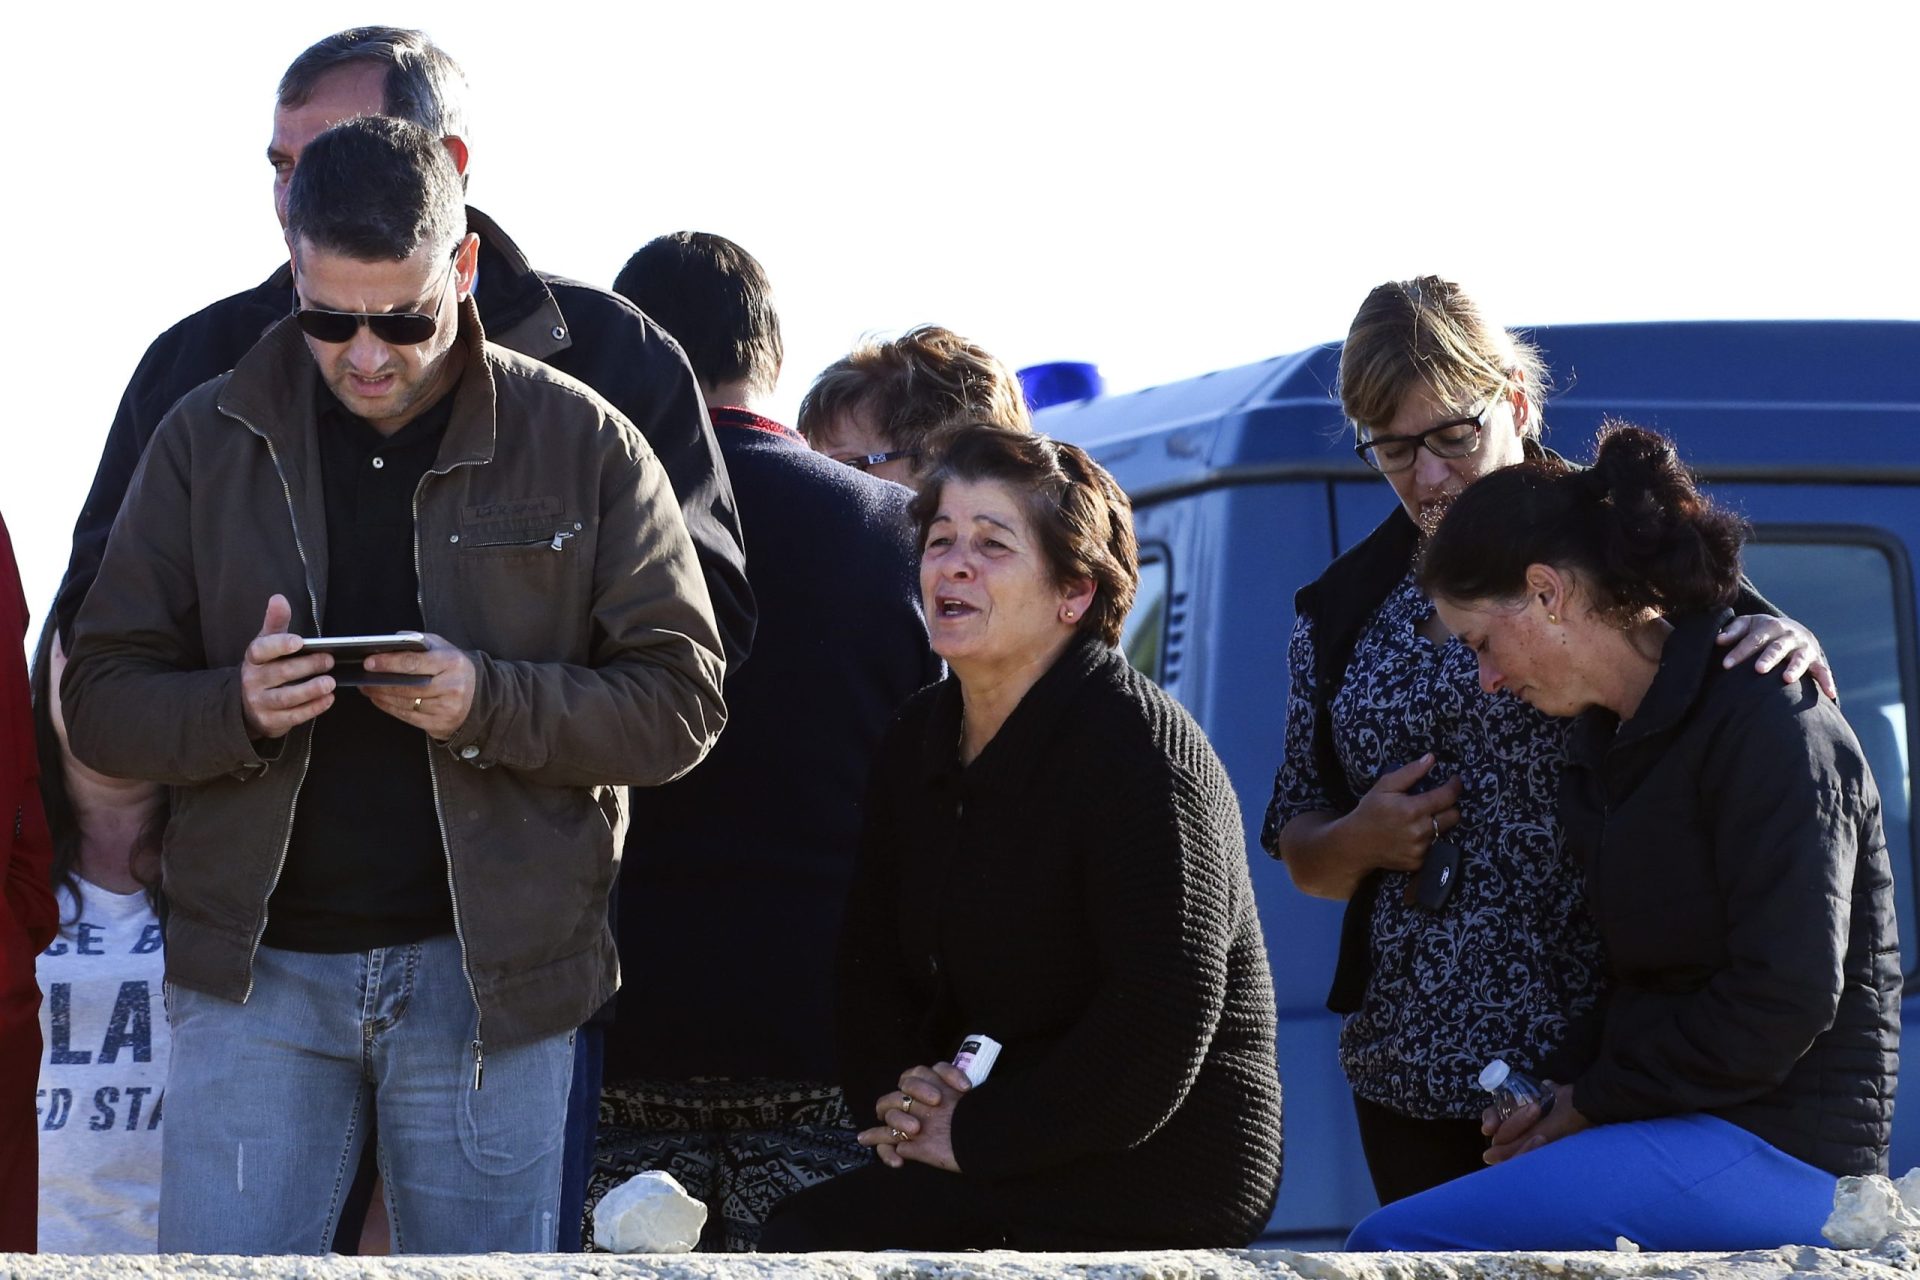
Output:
[795, 326, 1032, 486]
[1261, 277, 1833, 1207]
[1345, 424, 1895, 1250]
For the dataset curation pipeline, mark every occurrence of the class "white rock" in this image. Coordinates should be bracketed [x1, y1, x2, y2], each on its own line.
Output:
[1896, 1167, 1920, 1211]
[1614, 1236, 1640, 1253]
[1824, 1174, 1920, 1249]
[591, 1169, 708, 1253]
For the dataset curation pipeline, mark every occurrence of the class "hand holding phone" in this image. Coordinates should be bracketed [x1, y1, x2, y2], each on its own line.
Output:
[1402, 759, 1466, 912]
[300, 632, 431, 687]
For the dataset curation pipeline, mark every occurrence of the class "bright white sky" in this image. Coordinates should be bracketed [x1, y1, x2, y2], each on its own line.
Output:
[4, 1, 1916, 629]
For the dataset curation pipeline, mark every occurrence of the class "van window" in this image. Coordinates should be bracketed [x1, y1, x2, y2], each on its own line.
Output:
[1124, 552, 1170, 681]
[1744, 535, 1916, 971]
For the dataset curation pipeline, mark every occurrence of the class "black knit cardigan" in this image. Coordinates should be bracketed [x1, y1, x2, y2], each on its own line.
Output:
[835, 635, 1284, 1246]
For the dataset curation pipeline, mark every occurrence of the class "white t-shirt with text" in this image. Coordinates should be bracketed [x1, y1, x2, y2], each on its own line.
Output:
[35, 881, 167, 1254]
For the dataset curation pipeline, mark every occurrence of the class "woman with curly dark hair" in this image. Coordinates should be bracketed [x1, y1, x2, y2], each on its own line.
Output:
[1347, 425, 1898, 1250]
[760, 425, 1282, 1250]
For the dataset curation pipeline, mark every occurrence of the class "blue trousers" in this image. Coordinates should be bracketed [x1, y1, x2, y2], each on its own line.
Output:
[159, 936, 574, 1255]
[1347, 1113, 1838, 1252]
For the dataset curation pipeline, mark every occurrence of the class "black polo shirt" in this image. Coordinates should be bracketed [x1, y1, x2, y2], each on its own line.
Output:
[262, 382, 457, 952]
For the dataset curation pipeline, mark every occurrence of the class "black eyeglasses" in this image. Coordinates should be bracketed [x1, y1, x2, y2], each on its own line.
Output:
[1354, 403, 1494, 474]
[839, 449, 917, 473]
[293, 264, 455, 346]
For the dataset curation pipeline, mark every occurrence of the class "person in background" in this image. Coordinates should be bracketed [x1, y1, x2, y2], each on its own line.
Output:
[796, 325, 1032, 485]
[596, 231, 941, 1251]
[1263, 276, 1831, 1206]
[62, 117, 725, 1255]
[1, 514, 59, 1254]
[759, 426, 1281, 1250]
[1347, 424, 1898, 1250]
[29, 626, 167, 1253]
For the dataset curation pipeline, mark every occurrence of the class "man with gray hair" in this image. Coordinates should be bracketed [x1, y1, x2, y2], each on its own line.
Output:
[62, 117, 726, 1255]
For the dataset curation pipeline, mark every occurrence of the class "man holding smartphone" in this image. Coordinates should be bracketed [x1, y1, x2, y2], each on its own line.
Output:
[62, 118, 726, 1255]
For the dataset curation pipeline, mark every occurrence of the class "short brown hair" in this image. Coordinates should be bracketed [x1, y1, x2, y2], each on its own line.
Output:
[1340, 276, 1548, 439]
[910, 425, 1137, 646]
[797, 325, 1031, 467]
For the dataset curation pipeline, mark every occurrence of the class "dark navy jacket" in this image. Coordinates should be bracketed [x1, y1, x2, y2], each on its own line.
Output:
[606, 414, 940, 1084]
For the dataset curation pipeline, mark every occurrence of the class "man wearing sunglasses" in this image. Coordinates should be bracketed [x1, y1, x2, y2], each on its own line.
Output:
[53, 25, 753, 673]
[61, 117, 727, 1256]
[49, 25, 753, 1251]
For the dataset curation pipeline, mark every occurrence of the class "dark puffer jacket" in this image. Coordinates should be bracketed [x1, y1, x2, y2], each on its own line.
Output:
[1562, 610, 1900, 1176]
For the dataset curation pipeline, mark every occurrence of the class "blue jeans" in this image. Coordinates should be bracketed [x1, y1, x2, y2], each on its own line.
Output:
[1346, 1113, 1837, 1252]
[557, 1023, 604, 1250]
[159, 935, 574, 1255]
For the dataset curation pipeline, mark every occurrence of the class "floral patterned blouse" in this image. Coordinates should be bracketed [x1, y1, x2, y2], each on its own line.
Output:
[1269, 571, 1607, 1120]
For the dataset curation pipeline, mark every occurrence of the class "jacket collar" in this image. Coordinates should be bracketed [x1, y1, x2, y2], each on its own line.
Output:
[917, 631, 1115, 799]
[1571, 607, 1736, 763]
[710, 405, 806, 445]
[464, 206, 572, 364]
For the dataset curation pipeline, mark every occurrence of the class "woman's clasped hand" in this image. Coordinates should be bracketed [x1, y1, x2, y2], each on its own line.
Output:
[859, 1063, 972, 1171]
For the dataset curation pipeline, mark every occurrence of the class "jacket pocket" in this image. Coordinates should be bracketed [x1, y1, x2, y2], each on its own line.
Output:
[460, 526, 581, 558]
[446, 528, 591, 662]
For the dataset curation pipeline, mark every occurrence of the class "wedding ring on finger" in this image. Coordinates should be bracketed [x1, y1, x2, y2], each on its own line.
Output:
[1431, 815, 1440, 841]
[901, 1094, 914, 1114]
[888, 1127, 904, 1141]
[412, 696, 424, 712]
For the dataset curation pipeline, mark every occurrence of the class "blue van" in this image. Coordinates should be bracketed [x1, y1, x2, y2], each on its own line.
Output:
[1034, 320, 1920, 1247]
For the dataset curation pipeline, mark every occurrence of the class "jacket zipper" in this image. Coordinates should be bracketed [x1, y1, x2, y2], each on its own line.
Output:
[465, 528, 574, 552]
[414, 467, 489, 1089]
[237, 419, 322, 1001]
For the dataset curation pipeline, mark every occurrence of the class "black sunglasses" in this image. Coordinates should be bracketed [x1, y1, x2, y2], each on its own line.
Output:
[293, 263, 455, 346]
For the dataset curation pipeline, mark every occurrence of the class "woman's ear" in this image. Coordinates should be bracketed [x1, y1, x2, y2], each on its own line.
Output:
[1506, 373, 1534, 436]
[1523, 563, 1569, 622]
[1060, 577, 1096, 624]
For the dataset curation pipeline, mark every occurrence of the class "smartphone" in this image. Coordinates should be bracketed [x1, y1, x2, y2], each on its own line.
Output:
[301, 632, 431, 687]
[1411, 835, 1464, 912]
[1403, 760, 1463, 912]
[299, 632, 428, 655]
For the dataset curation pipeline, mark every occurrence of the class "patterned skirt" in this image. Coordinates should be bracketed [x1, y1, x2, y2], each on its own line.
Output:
[587, 1077, 869, 1251]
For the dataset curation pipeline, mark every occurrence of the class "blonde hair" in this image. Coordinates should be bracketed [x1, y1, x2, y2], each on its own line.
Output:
[1339, 276, 1548, 438]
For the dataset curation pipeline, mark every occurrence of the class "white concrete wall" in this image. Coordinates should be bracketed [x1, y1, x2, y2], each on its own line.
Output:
[5, 1239, 1920, 1280]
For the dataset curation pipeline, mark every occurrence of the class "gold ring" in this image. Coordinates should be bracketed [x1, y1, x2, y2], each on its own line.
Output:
[412, 696, 424, 711]
[1431, 815, 1440, 840]
[901, 1094, 914, 1114]
[888, 1127, 903, 1141]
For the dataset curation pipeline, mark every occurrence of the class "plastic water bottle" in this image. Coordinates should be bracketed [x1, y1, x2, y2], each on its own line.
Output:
[1479, 1059, 1549, 1122]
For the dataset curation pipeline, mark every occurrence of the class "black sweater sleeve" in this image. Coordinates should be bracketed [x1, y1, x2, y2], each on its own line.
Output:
[948, 747, 1243, 1179]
